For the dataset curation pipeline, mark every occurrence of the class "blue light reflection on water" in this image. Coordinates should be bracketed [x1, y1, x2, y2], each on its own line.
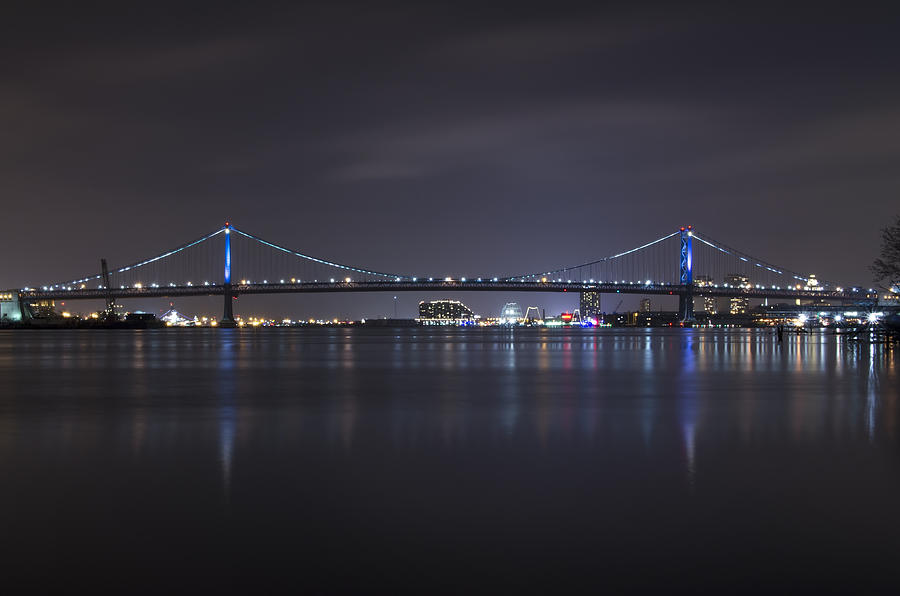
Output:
[0, 327, 898, 592]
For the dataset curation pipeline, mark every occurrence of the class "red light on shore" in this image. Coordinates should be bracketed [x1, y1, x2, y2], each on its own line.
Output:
[561, 312, 573, 321]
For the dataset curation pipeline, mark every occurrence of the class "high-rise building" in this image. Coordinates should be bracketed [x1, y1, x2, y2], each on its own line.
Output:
[725, 274, 750, 315]
[694, 275, 717, 314]
[640, 298, 651, 312]
[418, 300, 474, 324]
[580, 292, 601, 318]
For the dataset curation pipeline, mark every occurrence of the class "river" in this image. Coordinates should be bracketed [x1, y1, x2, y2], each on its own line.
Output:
[1, 328, 897, 592]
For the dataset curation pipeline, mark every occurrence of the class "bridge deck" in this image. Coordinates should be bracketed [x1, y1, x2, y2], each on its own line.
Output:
[21, 281, 859, 302]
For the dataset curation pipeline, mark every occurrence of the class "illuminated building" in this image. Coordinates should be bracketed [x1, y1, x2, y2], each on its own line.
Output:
[725, 274, 750, 315]
[160, 308, 195, 326]
[0, 291, 23, 322]
[499, 302, 523, 324]
[694, 275, 717, 314]
[26, 299, 57, 318]
[418, 300, 474, 324]
[640, 298, 651, 312]
[580, 291, 601, 318]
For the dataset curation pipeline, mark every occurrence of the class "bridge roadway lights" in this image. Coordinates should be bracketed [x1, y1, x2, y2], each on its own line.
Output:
[220, 283, 237, 328]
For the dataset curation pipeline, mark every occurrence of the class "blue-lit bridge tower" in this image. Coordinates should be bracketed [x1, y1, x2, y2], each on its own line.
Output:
[221, 222, 237, 327]
[678, 225, 694, 322]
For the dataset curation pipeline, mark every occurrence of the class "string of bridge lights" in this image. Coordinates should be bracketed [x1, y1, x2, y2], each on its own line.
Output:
[31, 224, 857, 294]
[31, 278, 866, 294]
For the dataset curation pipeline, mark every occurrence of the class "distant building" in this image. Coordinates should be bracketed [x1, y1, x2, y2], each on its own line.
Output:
[25, 299, 57, 318]
[418, 300, 474, 324]
[640, 298, 651, 312]
[0, 291, 23, 322]
[580, 291, 601, 319]
[725, 274, 750, 314]
[804, 274, 822, 291]
[694, 275, 717, 314]
[725, 274, 749, 287]
[499, 302, 523, 324]
[523, 306, 541, 321]
[160, 308, 195, 326]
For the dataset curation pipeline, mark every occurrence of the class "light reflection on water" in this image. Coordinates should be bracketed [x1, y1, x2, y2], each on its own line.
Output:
[0, 328, 898, 592]
[2, 329, 897, 474]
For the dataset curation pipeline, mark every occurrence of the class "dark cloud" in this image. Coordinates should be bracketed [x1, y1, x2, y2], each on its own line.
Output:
[2, 3, 899, 318]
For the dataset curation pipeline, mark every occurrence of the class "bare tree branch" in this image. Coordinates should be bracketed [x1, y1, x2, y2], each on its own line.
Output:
[871, 215, 900, 291]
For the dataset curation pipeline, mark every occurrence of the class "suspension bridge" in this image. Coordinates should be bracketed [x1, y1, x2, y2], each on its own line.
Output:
[8, 222, 862, 326]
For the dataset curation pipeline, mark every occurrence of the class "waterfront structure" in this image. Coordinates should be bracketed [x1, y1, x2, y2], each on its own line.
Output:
[160, 308, 195, 326]
[0, 291, 23, 322]
[23, 298, 57, 318]
[418, 299, 474, 324]
[523, 306, 541, 322]
[499, 302, 523, 324]
[725, 274, 750, 314]
[580, 291, 601, 319]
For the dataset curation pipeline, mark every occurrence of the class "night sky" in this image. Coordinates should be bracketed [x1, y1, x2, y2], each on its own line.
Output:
[3, 4, 899, 318]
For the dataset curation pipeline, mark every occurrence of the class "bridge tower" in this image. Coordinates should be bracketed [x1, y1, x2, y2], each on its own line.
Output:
[100, 258, 116, 320]
[220, 222, 237, 327]
[678, 226, 695, 323]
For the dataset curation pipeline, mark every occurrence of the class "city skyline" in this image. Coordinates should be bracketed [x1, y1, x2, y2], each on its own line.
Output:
[4, 5, 900, 593]
[3, 5, 899, 319]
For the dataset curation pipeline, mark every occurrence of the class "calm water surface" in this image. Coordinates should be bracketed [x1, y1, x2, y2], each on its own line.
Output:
[1, 328, 898, 593]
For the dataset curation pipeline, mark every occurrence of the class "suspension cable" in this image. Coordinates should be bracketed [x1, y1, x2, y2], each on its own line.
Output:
[230, 227, 408, 279]
[691, 232, 828, 285]
[44, 228, 226, 288]
[502, 231, 679, 281]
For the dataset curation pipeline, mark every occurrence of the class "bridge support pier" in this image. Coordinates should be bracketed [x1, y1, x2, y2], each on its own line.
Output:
[220, 283, 237, 328]
[100, 258, 117, 320]
[678, 291, 695, 325]
[219, 222, 238, 328]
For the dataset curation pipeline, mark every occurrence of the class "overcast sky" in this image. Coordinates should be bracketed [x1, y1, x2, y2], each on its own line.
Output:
[3, 3, 899, 317]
